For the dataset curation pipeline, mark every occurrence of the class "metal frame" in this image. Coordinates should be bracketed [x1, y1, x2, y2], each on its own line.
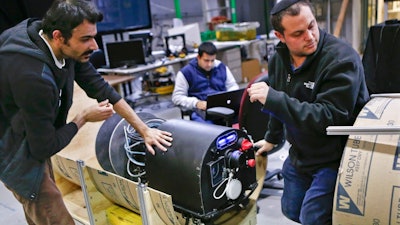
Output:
[77, 160, 150, 225]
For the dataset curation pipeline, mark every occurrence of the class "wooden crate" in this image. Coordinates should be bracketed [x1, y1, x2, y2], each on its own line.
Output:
[51, 155, 88, 224]
[51, 82, 266, 225]
[52, 154, 262, 225]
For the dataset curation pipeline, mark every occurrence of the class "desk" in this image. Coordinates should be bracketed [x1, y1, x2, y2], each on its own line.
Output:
[97, 53, 197, 75]
[102, 74, 137, 86]
[102, 74, 138, 96]
[100, 53, 196, 98]
[98, 41, 263, 76]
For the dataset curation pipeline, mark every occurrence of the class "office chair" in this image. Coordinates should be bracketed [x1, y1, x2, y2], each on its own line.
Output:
[206, 107, 235, 126]
[179, 72, 284, 198]
[238, 72, 285, 150]
[186, 72, 285, 196]
[89, 49, 106, 69]
[179, 96, 237, 126]
[180, 106, 235, 126]
[237, 71, 285, 198]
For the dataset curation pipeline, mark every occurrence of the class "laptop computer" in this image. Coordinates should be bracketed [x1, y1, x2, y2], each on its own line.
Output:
[205, 88, 245, 121]
[105, 39, 146, 68]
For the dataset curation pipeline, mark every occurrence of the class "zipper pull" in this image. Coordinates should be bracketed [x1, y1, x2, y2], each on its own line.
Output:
[58, 89, 62, 107]
[287, 74, 291, 83]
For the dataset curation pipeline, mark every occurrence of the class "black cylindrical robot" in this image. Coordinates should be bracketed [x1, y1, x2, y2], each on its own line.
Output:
[96, 115, 257, 221]
[145, 119, 257, 220]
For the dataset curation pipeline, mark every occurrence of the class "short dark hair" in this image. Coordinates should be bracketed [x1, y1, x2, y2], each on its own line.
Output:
[198, 41, 217, 57]
[42, 0, 103, 41]
[270, 0, 314, 34]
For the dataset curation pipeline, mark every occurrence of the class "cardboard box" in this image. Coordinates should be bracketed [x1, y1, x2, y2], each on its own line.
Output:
[241, 59, 261, 83]
[333, 97, 400, 224]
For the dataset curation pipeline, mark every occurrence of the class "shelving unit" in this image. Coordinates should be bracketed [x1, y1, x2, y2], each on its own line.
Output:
[217, 46, 242, 83]
[202, 0, 230, 22]
[201, 0, 236, 27]
[384, 1, 400, 20]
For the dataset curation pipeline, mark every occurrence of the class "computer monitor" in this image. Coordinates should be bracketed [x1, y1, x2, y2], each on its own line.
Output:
[93, 0, 152, 34]
[167, 23, 202, 50]
[105, 39, 146, 68]
[128, 30, 153, 57]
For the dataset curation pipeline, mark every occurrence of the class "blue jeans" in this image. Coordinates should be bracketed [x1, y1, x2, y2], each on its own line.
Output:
[191, 111, 214, 124]
[6, 160, 75, 225]
[281, 157, 337, 225]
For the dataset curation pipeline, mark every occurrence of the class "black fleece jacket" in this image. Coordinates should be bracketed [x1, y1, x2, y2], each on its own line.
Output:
[264, 29, 370, 172]
[0, 19, 121, 200]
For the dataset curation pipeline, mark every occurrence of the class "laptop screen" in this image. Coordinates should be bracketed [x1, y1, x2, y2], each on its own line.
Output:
[105, 39, 146, 68]
[206, 88, 245, 113]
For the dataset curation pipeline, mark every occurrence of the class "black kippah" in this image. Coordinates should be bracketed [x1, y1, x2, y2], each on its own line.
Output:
[270, 0, 301, 15]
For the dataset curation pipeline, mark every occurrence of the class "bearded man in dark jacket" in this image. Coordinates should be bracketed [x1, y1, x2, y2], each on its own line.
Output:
[0, 0, 172, 224]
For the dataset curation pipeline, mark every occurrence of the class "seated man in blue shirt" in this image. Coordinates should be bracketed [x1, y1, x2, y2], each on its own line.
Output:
[172, 42, 239, 123]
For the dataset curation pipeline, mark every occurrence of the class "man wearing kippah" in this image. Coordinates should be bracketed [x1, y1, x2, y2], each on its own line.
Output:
[248, 0, 370, 224]
[0, 0, 172, 223]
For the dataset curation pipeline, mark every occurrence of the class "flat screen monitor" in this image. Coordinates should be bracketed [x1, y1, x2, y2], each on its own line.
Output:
[129, 30, 152, 57]
[105, 39, 146, 68]
[93, 0, 152, 34]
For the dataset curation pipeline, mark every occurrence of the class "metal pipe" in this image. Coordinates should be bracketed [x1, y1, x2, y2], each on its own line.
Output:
[77, 160, 96, 225]
[137, 182, 149, 225]
[326, 126, 400, 135]
[371, 93, 400, 98]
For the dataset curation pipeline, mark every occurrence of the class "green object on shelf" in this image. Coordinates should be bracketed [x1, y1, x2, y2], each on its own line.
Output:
[230, 0, 237, 23]
[201, 30, 216, 42]
[174, 0, 182, 19]
[215, 22, 259, 41]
